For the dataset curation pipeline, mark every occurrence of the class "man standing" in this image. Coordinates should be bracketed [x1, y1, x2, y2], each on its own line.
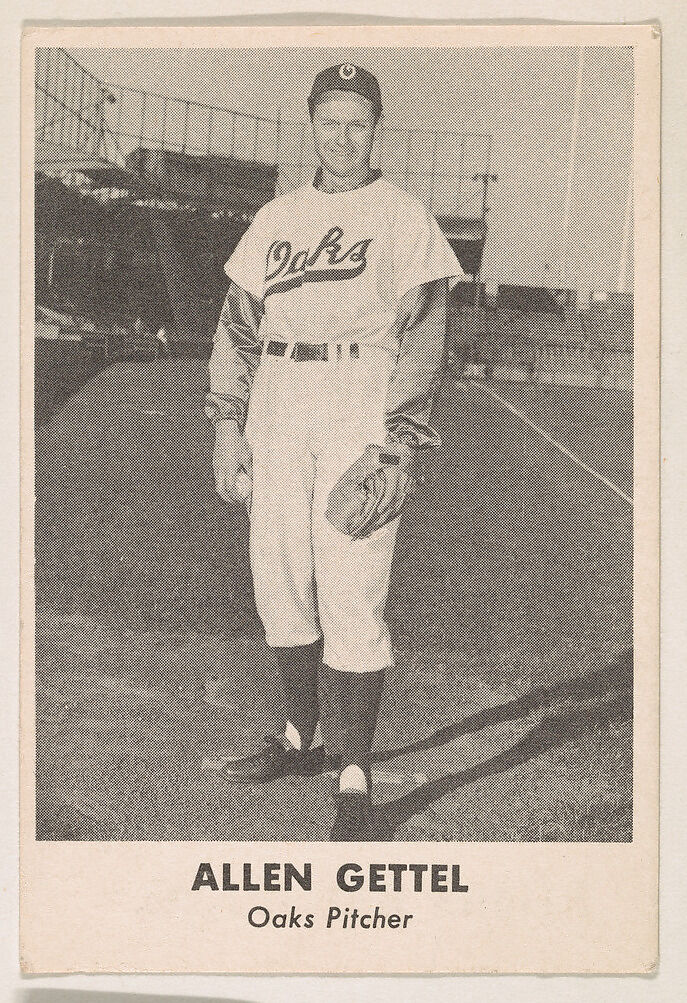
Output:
[205, 63, 461, 840]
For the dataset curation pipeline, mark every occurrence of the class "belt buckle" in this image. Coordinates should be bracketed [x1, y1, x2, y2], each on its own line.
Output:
[294, 342, 328, 362]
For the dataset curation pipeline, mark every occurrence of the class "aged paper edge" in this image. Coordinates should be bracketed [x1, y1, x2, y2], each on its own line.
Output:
[19, 22, 659, 975]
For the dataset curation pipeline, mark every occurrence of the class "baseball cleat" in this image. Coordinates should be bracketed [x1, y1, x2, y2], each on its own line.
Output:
[220, 734, 328, 784]
[329, 789, 374, 841]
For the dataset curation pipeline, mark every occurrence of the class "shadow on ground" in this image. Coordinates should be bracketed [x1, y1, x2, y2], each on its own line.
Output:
[371, 648, 632, 839]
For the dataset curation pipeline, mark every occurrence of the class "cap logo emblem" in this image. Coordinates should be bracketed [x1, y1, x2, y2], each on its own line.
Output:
[339, 63, 356, 80]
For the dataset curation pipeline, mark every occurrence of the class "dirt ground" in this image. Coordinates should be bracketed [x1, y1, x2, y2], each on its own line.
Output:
[34, 360, 633, 841]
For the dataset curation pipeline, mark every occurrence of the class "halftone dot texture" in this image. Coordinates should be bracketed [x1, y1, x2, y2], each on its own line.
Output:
[34, 365, 633, 842]
[35, 46, 633, 841]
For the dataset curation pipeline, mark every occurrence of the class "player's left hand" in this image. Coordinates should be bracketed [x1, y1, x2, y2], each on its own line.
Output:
[325, 444, 418, 539]
[366, 443, 418, 533]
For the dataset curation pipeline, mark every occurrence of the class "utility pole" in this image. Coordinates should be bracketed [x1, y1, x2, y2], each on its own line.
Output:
[94, 87, 117, 160]
[559, 46, 586, 287]
[471, 172, 498, 311]
[473, 172, 498, 220]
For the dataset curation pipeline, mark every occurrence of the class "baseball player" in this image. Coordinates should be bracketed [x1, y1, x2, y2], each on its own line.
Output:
[205, 63, 462, 840]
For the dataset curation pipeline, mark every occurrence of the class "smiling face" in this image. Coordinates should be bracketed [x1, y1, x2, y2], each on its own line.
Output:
[311, 91, 378, 181]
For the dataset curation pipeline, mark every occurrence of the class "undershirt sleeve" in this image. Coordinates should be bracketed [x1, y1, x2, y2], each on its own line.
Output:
[384, 277, 449, 449]
[206, 280, 264, 432]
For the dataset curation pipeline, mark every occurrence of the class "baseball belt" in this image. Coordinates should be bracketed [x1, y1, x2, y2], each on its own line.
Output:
[265, 340, 360, 361]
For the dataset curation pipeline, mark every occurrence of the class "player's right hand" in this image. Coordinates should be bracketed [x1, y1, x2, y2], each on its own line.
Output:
[212, 420, 253, 509]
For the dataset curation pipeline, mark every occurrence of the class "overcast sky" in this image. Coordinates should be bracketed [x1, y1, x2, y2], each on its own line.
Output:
[70, 45, 634, 298]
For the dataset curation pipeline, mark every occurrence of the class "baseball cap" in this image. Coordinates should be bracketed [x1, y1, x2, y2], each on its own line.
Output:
[308, 63, 383, 120]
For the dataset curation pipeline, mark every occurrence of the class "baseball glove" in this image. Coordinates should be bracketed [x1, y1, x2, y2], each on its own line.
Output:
[325, 445, 416, 539]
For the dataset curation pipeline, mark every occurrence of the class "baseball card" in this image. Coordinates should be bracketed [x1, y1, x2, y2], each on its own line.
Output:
[19, 22, 659, 974]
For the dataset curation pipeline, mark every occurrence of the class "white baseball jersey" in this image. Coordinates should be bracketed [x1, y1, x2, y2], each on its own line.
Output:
[226, 174, 460, 351]
[209, 174, 463, 445]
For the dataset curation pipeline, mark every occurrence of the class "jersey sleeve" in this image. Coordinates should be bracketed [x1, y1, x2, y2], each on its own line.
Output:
[393, 198, 463, 302]
[206, 280, 264, 433]
[383, 277, 448, 449]
[223, 205, 272, 301]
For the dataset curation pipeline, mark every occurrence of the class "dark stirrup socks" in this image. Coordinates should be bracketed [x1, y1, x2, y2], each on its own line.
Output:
[274, 640, 323, 751]
[320, 664, 385, 781]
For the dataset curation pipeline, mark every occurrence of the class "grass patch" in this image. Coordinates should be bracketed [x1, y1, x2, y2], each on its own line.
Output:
[35, 361, 633, 840]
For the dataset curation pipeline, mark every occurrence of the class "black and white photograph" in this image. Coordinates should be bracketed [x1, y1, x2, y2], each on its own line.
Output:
[32, 38, 637, 846]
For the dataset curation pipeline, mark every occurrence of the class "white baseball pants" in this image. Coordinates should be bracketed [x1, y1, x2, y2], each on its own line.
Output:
[244, 348, 400, 673]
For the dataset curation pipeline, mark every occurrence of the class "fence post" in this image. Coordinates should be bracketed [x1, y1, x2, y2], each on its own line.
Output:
[160, 96, 168, 152]
[58, 51, 68, 145]
[206, 106, 214, 157]
[181, 100, 189, 153]
[75, 71, 85, 149]
[140, 91, 147, 152]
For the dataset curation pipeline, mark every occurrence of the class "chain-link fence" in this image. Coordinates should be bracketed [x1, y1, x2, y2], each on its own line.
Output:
[35, 48, 493, 220]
